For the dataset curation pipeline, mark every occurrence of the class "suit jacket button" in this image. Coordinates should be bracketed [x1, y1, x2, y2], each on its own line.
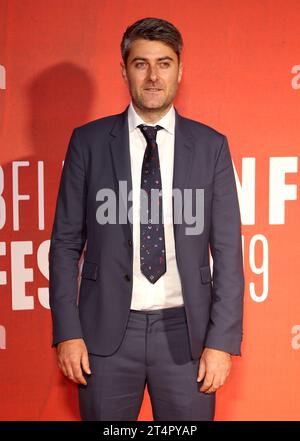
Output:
[128, 239, 132, 247]
[124, 274, 131, 281]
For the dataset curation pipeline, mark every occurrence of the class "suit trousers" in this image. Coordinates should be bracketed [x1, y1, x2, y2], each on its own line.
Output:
[78, 305, 216, 421]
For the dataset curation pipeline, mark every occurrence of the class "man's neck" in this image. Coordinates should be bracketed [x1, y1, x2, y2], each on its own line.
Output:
[132, 102, 172, 124]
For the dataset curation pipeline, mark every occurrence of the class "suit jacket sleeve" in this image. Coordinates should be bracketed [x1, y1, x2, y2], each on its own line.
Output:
[48, 128, 87, 347]
[204, 135, 245, 356]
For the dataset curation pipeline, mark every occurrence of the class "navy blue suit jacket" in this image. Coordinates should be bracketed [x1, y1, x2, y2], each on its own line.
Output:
[49, 105, 244, 359]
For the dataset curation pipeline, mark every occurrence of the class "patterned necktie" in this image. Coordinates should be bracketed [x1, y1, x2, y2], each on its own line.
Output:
[138, 123, 166, 283]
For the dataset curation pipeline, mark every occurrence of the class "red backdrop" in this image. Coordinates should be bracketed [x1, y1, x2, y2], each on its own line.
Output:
[0, 0, 299, 420]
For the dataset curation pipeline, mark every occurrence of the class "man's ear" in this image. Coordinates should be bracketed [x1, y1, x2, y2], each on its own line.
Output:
[178, 60, 183, 83]
[120, 61, 128, 82]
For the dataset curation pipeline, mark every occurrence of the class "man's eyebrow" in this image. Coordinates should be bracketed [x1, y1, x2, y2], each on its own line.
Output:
[130, 56, 174, 63]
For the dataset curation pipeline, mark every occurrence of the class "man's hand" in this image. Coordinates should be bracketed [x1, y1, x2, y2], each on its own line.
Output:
[56, 338, 91, 385]
[197, 347, 232, 393]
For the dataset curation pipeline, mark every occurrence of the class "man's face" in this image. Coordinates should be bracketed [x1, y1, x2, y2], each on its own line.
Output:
[120, 38, 183, 113]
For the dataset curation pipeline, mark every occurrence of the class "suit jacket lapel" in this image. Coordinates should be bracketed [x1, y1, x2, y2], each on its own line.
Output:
[109, 104, 133, 238]
[173, 107, 195, 240]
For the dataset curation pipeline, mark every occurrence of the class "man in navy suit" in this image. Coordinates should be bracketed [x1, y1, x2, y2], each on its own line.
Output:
[49, 17, 244, 421]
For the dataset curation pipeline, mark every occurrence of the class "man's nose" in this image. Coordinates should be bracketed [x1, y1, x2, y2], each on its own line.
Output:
[148, 65, 158, 81]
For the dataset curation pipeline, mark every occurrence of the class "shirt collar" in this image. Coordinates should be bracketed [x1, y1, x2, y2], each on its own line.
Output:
[128, 100, 175, 135]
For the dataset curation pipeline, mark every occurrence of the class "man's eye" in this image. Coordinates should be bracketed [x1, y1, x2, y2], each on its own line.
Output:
[135, 62, 170, 68]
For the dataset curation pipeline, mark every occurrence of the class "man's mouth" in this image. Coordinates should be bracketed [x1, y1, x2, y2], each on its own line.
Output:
[144, 88, 162, 91]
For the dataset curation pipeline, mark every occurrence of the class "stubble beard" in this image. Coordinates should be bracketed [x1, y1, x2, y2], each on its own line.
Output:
[132, 91, 174, 114]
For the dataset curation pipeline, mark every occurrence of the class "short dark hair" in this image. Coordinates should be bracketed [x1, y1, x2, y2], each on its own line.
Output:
[121, 17, 183, 65]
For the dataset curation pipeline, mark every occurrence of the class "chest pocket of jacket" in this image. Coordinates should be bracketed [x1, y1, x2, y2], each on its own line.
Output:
[81, 261, 98, 280]
[200, 265, 212, 284]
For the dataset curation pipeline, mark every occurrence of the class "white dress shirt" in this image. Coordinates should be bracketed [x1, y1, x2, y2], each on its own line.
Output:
[127, 101, 184, 310]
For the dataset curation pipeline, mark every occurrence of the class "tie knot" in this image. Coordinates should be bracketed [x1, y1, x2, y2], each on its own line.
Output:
[137, 124, 163, 143]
